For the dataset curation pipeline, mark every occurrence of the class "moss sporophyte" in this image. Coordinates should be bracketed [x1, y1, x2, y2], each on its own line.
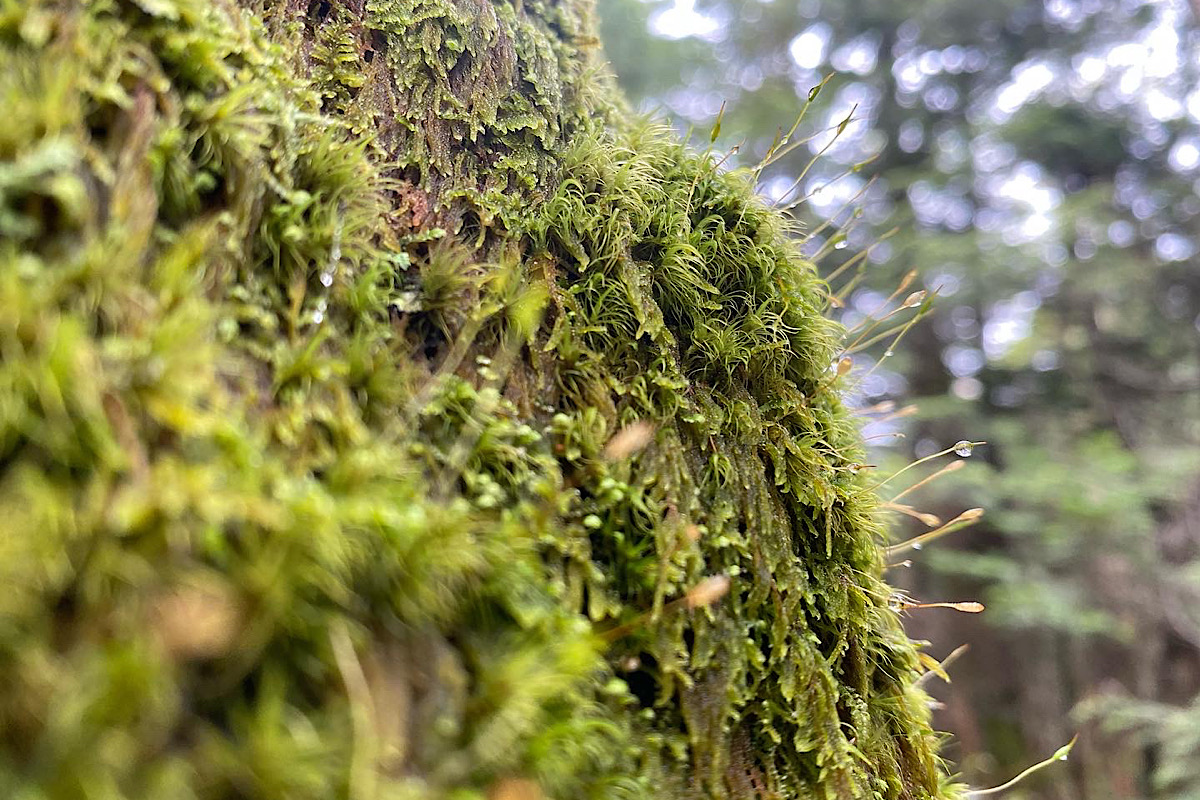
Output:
[0, 1, 959, 798]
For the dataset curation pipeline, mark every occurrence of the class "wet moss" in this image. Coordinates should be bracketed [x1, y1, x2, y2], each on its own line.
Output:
[0, 1, 957, 798]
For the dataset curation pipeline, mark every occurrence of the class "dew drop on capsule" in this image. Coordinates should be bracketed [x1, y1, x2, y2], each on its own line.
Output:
[953, 440, 974, 457]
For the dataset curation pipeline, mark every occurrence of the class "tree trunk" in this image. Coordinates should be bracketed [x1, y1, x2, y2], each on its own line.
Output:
[0, 1, 952, 797]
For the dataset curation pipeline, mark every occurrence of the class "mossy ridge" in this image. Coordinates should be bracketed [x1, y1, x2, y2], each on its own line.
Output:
[527, 124, 949, 799]
[0, 1, 956, 799]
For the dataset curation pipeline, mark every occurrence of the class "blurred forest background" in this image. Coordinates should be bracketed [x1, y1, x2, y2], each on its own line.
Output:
[598, 1, 1200, 797]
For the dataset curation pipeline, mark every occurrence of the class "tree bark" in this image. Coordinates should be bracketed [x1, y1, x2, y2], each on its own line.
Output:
[0, 1, 952, 798]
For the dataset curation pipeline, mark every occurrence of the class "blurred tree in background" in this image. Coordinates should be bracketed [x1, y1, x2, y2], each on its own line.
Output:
[599, 1, 1200, 797]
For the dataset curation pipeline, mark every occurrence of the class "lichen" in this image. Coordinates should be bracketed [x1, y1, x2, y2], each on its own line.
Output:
[0, 1, 956, 799]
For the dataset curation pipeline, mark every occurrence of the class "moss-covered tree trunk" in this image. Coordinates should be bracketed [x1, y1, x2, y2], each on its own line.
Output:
[0, 1, 953, 798]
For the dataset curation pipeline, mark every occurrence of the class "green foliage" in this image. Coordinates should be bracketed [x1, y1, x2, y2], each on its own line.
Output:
[0, 1, 953, 799]
[1076, 695, 1200, 800]
[1000, 103, 1128, 182]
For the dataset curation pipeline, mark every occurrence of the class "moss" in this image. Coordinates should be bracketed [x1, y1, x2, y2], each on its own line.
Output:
[246, 0, 610, 246]
[0, 0, 957, 799]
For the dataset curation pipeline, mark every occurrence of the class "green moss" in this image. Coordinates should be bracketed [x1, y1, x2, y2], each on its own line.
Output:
[247, 0, 610, 245]
[524, 124, 951, 798]
[0, 1, 957, 798]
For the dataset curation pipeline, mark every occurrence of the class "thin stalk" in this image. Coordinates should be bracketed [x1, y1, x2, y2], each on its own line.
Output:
[884, 508, 984, 559]
[881, 501, 940, 527]
[854, 400, 896, 416]
[803, 178, 876, 245]
[966, 737, 1078, 797]
[771, 106, 860, 210]
[840, 277, 921, 356]
[792, 155, 880, 218]
[891, 460, 966, 502]
[897, 600, 985, 613]
[823, 226, 900, 288]
[871, 404, 919, 426]
[753, 73, 836, 179]
[864, 441, 985, 494]
[914, 644, 970, 688]
[844, 292, 937, 389]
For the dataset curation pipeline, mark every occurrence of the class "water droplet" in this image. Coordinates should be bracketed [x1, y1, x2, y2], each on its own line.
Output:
[311, 310, 324, 324]
[834, 240, 848, 250]
[953, 440, 974, 457]
[911, 541, 924, 550]
[883, 349, 894, 357]
[319, 271, 333, 287]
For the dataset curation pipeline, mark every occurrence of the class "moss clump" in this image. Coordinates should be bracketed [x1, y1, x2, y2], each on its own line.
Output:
[0, 1, 955, 799]
[247, 0, 610, 245]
